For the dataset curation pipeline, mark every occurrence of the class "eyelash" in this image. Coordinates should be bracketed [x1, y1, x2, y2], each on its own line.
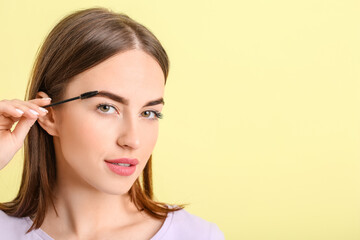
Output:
[96, 103, 163, 120]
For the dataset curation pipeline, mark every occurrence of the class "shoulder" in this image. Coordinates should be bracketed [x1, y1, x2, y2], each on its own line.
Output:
[153, 208, 224, 240]
[0, 209, 31, 238]
[0, 210, 53, 240]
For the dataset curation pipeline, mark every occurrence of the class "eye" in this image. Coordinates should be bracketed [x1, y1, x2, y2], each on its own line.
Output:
[141, 110, 163, 120]
[96, 103, 118, 114]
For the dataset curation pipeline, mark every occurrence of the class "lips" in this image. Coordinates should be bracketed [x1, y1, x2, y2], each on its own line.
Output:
[105, 158, 139, 165]
[104, 158, 139, 176]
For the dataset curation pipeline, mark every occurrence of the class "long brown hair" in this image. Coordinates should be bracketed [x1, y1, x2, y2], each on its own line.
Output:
[0, 7, 182, 232]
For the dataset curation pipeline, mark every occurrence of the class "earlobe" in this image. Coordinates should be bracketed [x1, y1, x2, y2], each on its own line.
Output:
[36, 92, 59, 137]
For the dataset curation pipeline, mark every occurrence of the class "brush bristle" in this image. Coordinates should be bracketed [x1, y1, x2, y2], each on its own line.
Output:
[80, 91, 99, 99]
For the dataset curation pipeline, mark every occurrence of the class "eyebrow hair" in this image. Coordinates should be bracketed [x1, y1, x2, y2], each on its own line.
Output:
[96, 91, 164, 107]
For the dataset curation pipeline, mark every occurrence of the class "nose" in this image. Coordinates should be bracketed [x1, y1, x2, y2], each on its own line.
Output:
[116, 116, 140, 150]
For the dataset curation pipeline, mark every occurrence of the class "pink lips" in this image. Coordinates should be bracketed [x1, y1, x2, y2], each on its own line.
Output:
[105, 158, 139, 176]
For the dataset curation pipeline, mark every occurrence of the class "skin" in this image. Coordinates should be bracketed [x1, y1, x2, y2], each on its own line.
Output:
[36, 49, 166, 240]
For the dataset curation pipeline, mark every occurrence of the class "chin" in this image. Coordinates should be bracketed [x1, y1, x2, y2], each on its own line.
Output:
[91, 179, 135, 196]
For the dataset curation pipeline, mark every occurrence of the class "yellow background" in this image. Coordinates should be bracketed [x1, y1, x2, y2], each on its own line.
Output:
[1, 0, 360, 239]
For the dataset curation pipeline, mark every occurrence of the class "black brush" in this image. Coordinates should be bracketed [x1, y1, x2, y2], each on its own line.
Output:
[43, 91, 99, 108]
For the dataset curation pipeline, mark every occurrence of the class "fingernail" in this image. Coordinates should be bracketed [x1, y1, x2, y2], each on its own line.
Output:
[39, 107, 48, 113]
[29, 109, 39, 115]
[15, 109, 24, 115]
[42, 98, 52, 101]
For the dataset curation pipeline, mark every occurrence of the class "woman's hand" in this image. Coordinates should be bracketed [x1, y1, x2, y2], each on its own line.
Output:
[0, 98, 51, 170]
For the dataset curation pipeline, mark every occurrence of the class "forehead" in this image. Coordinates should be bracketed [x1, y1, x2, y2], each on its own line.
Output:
[65, 50, 165, 101]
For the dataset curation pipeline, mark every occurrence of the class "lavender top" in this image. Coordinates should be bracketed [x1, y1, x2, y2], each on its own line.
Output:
[0, 209, 224, 239]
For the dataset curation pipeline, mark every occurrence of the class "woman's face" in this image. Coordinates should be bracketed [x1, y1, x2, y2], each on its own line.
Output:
[50, 49, 165, 195]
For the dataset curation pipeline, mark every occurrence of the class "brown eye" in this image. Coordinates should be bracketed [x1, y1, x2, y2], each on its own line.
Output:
[141, 110, 151, 117]
[97, 104, 116, 114]
[140, 110, 163, 119]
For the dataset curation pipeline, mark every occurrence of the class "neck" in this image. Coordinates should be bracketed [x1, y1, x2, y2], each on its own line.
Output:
[41, 168, 143, 238]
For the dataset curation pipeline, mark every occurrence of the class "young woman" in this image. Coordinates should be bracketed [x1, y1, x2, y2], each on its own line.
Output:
[0, 8, 224, 240]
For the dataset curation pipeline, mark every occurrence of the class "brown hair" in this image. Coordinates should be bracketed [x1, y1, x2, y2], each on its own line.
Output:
[0, 7, 182, 232]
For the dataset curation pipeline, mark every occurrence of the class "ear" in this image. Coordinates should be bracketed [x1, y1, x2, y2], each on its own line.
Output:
[36, 91, 59, 137]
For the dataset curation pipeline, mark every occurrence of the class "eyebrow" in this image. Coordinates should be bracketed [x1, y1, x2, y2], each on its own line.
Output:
[96, 91, 164, 107]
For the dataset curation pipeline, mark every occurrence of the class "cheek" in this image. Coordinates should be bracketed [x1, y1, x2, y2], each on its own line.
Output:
[140, 123, 159, 151]
[58, 112, 111, 163]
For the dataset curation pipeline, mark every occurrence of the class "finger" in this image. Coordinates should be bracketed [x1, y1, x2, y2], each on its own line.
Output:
[0, 115, 20, 130]
[11, 116, 38, 145]
[28, 97, 52, 106]
[0, 101, 27, 119]
[0, 102, 40, 121]
[11, 99, 50, 116]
